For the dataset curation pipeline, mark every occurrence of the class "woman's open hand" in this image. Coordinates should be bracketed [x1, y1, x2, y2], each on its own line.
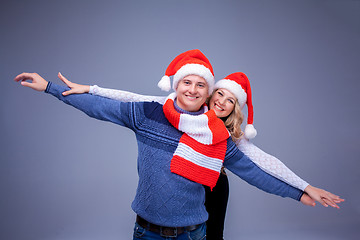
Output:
[58, 72, 90, 96]
[304, 185, 345, 209]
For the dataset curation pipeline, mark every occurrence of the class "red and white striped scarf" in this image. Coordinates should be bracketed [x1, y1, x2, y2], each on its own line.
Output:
[163, 93, 230, 190]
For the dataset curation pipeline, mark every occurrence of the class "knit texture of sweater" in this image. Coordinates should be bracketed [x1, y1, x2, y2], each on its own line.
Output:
[89, 85, 310, 190]
[46, 82, 303, 227]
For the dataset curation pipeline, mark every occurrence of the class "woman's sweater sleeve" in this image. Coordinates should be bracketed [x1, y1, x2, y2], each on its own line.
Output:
[236, 138, 309, 191]
[89, 85, 166, 104]
[224, 140, 304, 201]
[45, 82, 134, 129]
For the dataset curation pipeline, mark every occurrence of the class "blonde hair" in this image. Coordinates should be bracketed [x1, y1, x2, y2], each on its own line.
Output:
[224, 100, 244, 142]
[208, 90, 244, 142]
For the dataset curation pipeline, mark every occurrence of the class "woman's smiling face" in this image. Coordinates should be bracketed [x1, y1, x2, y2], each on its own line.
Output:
[209, 88, 237, 118]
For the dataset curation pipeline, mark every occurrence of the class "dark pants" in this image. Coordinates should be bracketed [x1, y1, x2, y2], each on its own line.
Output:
[204, 173, 229, 240]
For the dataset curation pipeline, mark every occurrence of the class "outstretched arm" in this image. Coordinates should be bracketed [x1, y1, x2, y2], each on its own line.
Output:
[14, 72, 134, 128]
[90, 85, 167, 104]
[14, 72, 90, 94]
[56, 73, 166, 104]
[236, 137, 344, 208]
[236, 137, 309, 190]
[224, 140, 304, 201]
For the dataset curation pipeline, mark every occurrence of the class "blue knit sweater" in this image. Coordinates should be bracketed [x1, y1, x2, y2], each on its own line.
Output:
[45, 82, 303, 227]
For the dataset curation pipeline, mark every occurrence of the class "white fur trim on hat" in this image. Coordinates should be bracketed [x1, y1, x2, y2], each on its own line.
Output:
[244, 124, 257, 139]
[173, 63, 215, 94]
[214, 79, 247, 108]
[158, 75, 171, 91]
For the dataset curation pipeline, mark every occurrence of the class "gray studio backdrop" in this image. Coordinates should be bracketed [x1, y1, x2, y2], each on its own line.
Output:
[1, 0, 359, 239]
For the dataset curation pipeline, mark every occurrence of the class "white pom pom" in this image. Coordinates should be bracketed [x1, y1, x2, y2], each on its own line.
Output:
[158, 75, 171, 91]
[244, 124, 257, 139]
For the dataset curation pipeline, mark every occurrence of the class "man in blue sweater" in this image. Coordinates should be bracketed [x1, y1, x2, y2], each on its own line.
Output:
[14, 50, 308, 240]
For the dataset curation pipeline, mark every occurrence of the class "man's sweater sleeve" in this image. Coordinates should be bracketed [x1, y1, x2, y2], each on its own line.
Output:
[224, 139, 304, 201]
[45, 82, 134, 129]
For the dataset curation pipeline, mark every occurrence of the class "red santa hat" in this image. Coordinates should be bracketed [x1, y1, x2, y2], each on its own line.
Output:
[158, 49, 215, 94]
[214, 72, 257, 139]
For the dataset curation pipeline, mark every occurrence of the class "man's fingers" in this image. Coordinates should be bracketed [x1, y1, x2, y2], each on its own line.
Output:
[20, 81, 32, 88]
[14, 72, 34, 82]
